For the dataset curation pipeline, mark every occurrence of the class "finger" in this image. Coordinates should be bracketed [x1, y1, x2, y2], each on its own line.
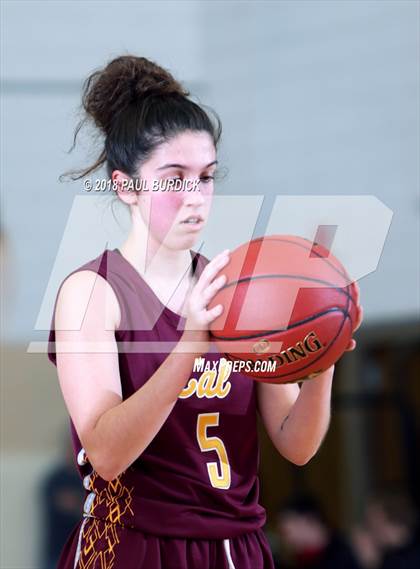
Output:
[351, 280, 360, 306]
[201, 273, 227, 306]
[204, 303, 224, 324]
[214, 248, 230, 259]
[197, 255, 229, 294]
[345, 339, 356, 351]
[353, 305, 364, 332]
[195, 252, 230, 295]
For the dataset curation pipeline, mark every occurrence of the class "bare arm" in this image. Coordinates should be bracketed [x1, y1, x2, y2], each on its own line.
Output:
[257, 287, 364, 465]
[84, 329, 207, 481]
[256, 370, 333, 465]
[54, 249, 230, 481]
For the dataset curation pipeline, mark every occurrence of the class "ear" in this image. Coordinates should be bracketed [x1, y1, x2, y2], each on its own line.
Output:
[112, 170, 140, 206]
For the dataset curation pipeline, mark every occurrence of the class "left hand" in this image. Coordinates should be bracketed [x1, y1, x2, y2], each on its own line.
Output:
[300, 282, 363, 382]
[344, 281, 364, 352]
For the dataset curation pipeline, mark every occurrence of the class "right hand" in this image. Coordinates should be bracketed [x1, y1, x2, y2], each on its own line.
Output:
[182, 248, 231, 349]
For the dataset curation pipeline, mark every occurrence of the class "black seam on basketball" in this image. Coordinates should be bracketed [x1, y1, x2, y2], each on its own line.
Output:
[215, 237, 357, 380]
[246, 235, 351, 282]
[211, 306, 348, 341]
[223, 310, 351, 380]
[218, 274, 357, 309]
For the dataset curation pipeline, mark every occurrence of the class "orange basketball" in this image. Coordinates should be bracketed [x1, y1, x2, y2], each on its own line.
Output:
[208, 235, 359, 383]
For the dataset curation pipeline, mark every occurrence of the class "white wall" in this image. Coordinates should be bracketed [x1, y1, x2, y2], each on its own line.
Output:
[1, 3, 419, 566]
[1, 0, 205, 344]
[2, 0, 419, 345]
[197, 0, 420, 321]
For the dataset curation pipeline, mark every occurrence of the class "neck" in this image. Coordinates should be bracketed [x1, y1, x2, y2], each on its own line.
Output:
[119, 229, 193, 284]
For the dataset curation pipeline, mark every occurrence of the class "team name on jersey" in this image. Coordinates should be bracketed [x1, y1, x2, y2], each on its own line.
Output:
[178, 358, 232, 399]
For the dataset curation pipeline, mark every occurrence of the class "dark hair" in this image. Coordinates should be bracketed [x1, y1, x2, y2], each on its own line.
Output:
[60, 54, 222, 182]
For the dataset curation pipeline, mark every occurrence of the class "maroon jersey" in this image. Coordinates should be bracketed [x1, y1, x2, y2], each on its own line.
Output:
[48, 247, 267, 539]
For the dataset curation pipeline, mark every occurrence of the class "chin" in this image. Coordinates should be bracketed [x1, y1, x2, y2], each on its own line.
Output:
[184, 236, 201, 249]
[163, 237, 198, 252]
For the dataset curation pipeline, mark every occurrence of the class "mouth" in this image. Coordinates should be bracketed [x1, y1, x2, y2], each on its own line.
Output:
[180, 215, 204, 229]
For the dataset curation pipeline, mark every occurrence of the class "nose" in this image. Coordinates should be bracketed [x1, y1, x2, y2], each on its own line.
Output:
[182, 179, 207, 206]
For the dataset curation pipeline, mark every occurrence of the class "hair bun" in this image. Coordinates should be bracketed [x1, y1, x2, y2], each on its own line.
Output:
[83, 55, 189, 134]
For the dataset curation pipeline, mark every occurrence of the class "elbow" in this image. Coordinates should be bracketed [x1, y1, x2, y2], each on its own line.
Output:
[99, 470, 119, 483]
[277, 437, 323, 466]
[80, 445, 120, 482]
[94, 450, 136, 482]
[289, 454, 313, 466]
[281, 448, 315, 466]
[95, 462, 116, 482]
[80, 427, 123, 482]
[94, 454, 122, 482]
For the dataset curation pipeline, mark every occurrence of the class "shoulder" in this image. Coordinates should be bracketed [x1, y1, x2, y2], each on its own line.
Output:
[55, 252, 121, 331]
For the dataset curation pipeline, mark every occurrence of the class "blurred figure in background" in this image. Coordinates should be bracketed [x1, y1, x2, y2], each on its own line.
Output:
[352, 491, 420, 569]
[274, 494, 361, 569]
[39, 428, 85, 569]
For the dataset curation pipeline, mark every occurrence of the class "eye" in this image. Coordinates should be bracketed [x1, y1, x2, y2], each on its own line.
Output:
[200, 176, 215, 183]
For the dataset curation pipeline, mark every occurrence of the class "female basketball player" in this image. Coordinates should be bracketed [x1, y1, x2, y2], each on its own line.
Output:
[48, 55, 363, 569]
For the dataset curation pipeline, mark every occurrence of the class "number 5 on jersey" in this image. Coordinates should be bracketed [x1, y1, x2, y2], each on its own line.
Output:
[196, 413, 231, 490]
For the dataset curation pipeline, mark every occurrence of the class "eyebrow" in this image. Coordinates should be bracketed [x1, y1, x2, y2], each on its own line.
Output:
[156, 160, 218, 171]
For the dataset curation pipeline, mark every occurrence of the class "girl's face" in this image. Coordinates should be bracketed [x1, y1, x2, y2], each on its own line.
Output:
[134, 130, 217, 250]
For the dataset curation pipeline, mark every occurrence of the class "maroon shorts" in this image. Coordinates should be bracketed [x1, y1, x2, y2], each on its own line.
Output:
[57, 516, 275, 569]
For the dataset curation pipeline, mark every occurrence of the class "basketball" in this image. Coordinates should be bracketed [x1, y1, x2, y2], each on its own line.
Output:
[208, 235, 359, 383]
